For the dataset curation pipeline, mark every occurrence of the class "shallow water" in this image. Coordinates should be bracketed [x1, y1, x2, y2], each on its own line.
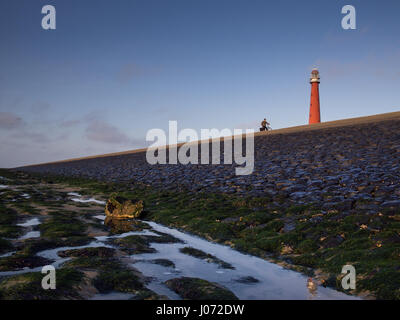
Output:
[68, 192, 106, 205]
[0, 240, 114, 277]
[0, 211, 360, 300]
[94, 229, 159, 242]
[17, 218, 41, 227]
[67, 192, 81, 197]
[0, 251, 16, 258]
[37, 241, 113, 262]
[130, 221, 359, 300]
[17, 218, 42, 240]
[18, 231, 41, 240]
[89, 292, 135, 300]
[93, 215, 106, 221]
[71, 197, 106, 205]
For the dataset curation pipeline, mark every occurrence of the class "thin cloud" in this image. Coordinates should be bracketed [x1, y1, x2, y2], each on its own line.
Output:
[60, 119, 81, 128]
[0, 112, 24, 129]
[9, 130, 51, 144]
[85, 119, 137, 145]
[116, 63, 160, 84]
[314, 51, 400, 80]
[31, 101, 51, 113]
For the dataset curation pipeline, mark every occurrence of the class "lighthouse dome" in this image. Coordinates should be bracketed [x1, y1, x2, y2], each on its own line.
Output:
[310, 69, 320, 83]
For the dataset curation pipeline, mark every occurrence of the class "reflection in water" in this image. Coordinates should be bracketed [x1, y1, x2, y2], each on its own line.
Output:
[104, 217, 146, 234]
[307, 277, 317, 299]
[105, 217, 134, 234]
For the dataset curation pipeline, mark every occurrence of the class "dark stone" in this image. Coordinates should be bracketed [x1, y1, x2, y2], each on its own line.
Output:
[234, 276, 260, 284]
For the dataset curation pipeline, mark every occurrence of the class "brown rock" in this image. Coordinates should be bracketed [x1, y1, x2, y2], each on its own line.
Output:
[105, 195, 143, 219]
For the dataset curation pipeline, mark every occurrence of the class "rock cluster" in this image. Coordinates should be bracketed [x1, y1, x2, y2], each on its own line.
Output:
[20, 119, 400, 215]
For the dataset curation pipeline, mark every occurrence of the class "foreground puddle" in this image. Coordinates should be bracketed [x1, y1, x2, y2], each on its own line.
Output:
[131, 221, 359, 300]
[0, 211, 360, 300]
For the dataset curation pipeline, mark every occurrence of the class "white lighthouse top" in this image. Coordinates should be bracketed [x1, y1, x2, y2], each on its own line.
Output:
[310, 68, 320, 83]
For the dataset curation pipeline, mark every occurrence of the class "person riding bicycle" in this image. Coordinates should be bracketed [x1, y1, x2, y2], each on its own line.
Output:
[261, 118, 270, 131]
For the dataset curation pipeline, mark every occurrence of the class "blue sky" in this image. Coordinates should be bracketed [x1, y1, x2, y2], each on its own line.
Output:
[0, 0, 399, 167]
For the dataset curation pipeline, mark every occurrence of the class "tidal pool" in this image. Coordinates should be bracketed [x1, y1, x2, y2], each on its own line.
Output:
[130, 221, 359, 300]
[0, 212, 361, 300]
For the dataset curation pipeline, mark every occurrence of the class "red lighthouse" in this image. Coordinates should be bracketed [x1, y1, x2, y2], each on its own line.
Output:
[309, 69, 321, 124]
